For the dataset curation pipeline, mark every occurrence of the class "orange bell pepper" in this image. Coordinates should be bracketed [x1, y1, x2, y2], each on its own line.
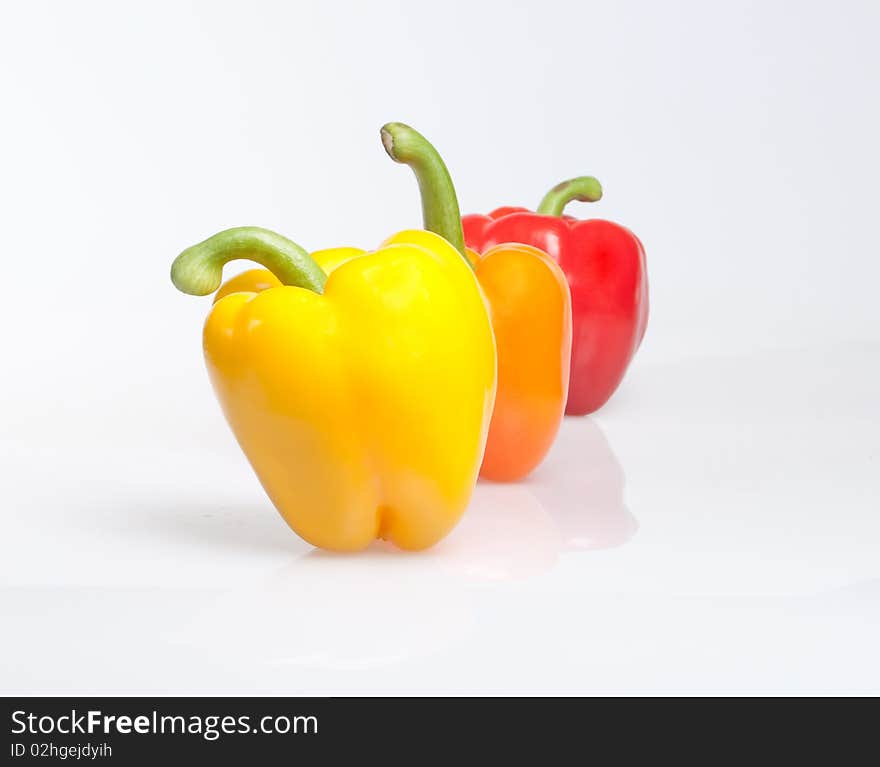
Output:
[381, 123, 571, 481]
[467, 242, 571, 480]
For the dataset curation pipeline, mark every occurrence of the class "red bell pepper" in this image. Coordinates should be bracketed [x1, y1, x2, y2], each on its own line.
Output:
[462, 177, 648, 415]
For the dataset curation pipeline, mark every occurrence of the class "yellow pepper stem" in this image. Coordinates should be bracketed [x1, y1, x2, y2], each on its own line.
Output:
[171, 226, 327, 296]
[380, 122, 468, 264]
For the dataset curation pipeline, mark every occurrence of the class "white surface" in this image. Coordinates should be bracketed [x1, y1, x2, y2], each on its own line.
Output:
[2, 345, 879, 694]
[1, 0, 879, 695]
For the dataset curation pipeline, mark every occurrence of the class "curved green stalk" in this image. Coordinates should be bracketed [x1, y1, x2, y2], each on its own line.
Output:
[380, 122, 467, 262]
[171, 226, 327, 296]
[536, 177, 603, 217]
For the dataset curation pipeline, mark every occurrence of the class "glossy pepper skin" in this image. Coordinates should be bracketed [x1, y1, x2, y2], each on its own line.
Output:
[171, 226, 496, 552]
[468, 243, 571, 480]
[463, 179, 648, 415]
[380, 123, 572, 481]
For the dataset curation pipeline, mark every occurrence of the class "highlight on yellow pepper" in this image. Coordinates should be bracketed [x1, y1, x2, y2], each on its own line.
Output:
[170, 220, 496, 551]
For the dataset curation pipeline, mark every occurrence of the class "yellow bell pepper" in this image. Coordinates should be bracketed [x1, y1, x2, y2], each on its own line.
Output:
[171, 225, 496, 552]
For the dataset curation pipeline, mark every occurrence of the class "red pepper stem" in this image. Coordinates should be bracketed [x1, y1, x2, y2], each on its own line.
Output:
[536, 177, 603, 217]
[171, 226, 327, 296]
[380, 122, 469, 266]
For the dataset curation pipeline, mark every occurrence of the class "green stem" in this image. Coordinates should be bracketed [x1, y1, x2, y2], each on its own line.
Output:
[170, 226, 327, 296]
[536, 176, 603, 217]
[380, 122, 467, 262]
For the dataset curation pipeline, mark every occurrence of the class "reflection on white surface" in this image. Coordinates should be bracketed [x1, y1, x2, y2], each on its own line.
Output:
[533, 419, 638, 552]
[172, 419, 633, 668]
[431, 418, 637, 579]
[431, 483, 561, 579]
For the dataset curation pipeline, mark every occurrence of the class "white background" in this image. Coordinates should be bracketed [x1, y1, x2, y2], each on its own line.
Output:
[1, 0, 878, 694]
